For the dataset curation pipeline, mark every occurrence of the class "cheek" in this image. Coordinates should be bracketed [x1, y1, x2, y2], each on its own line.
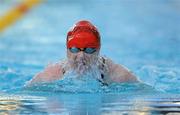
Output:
[83, 54, 95, 61]
[70, 54, 77, 60]
[67, 51, 76, 60]
[86, 54, 93, 59]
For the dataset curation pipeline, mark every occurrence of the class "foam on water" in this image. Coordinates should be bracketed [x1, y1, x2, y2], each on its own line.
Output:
[0, 64, 156, 94]
[1, 63, 179, 94]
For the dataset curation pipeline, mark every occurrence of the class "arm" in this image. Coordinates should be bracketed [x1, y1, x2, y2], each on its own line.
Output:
[105, 58, 138, 83]
[27, 62, 64, 86]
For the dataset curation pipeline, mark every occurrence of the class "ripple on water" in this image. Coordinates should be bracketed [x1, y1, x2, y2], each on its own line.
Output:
[136, 65, 180, 93]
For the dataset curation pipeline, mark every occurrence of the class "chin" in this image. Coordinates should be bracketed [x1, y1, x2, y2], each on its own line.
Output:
[75, 63, 91, 75]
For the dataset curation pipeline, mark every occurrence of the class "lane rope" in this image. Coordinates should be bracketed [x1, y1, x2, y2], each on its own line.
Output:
[0, 0, 42, 32]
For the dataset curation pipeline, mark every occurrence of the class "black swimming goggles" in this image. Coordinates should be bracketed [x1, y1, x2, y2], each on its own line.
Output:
[69, 47, 97, 54]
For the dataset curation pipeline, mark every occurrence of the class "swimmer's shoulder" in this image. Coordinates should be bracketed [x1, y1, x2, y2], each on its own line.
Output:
[27, 60, 67, 86]
[47, 59, 67, 75]
[99, 56, 115, 67]
[99, 56, 138, 82]
[100, 56, 132, 72]
[42, 59, 68, 78]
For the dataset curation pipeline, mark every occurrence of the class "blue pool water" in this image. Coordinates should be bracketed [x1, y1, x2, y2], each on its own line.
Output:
[0, 0, 180, 114]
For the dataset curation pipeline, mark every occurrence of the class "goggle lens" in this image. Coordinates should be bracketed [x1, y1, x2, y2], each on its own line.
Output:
[69, 47, 96, 54]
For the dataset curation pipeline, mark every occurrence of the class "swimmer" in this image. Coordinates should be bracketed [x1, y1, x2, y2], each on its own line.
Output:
[27, 20, 138, 86]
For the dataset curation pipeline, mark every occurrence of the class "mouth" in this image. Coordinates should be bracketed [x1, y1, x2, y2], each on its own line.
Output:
[82, 60, 86, 65]
[74, 60, 89, 73]
[77, 58, 87, 65]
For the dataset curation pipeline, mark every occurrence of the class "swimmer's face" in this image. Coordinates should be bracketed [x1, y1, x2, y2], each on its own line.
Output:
[67, 48, 100, 74]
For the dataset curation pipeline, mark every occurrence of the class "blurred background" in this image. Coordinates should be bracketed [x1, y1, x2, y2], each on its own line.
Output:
[0, 0, 180, 92]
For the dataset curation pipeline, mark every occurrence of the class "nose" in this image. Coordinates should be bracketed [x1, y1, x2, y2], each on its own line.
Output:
[77, 48, 85, 58]
[78, 51, 84, 57]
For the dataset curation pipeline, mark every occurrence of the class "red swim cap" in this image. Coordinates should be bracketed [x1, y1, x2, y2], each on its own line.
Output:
[67, 20, 101, 49]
